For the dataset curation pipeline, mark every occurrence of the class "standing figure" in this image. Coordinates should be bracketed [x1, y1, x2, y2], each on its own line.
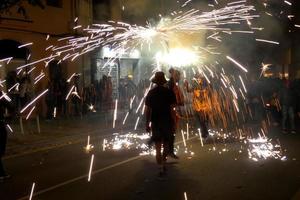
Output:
[279, 79, 296, 134]
[185, 73, 210, 138]
[145, 72, 177, 176]
[167, 68, 184, 159]
[0, 94, 14, 181]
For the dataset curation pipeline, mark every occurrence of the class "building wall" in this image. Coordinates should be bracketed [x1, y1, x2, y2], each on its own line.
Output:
[0, 0, 93, 116]
[291, 1, 300, 79]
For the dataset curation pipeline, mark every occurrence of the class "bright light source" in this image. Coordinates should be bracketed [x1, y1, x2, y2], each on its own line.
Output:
[130, 49, 140, 59]
[102, 46, 116, 58]
[155, 48, 199, 67]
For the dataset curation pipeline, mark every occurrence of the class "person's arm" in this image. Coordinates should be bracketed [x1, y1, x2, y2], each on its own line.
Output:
[145, 105, 151, 132]
[184, 80, 193, 93]
[145, 94, 152, 132]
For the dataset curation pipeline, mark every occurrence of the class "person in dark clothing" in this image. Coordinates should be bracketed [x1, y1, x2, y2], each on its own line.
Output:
[0, 95, 14, 181]
[45, 81, 55, 120]
[167, 68, 184, 159]
[145, 71, 176, 176]
[279, 79, 296, 134]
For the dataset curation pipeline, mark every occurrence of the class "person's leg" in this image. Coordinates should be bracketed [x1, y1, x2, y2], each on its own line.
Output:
[0, 157, 6, 177]
[288, 106, 296, 131]
[0, 125, 7, 177]
[162, 140, 170, 164]
[155, 142, 162, 165]
[281, 105, 288, 131]
[199, 112, 209, 138]
[169, 133, 175, 154]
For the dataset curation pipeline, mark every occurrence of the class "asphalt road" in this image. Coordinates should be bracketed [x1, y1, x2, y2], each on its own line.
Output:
[1, 126, 300, 200]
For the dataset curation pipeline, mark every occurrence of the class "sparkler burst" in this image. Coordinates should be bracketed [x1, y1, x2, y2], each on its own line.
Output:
[260, 62, 272, 77]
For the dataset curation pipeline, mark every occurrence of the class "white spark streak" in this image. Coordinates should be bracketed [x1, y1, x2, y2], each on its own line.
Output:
[0, 57, 13, 64]
[134, 117, 140, 130]
[29, 182, 35, 200]
[58, 36, 74, 41]
[20, 89, 48, 113]
[53, 107, 57, 118]
[65, 86, 75, 100]
[227, 0, 247, 6]
[136, 98, 144, 113]
[255, 39, 279, 45]
[113, 99, 118, 128]
[8, 83, 19, 92]
[184, 192, 188, 200]
[181, 130, 187, 147]
[122, 112, 129, 125]
[34, 74, 45, 85]
[73, 25, 82, 30]
[6, 124, 13, 133]
[18, 42, 33, 48]
[198, 129, 204, 147]
[226, 56, 248, 73]
[88, 154, 94, 182]
[284, 1, 292, 6]
[17, 55, 59, 70]
[0, 92, 11, 101]
[26, 106, 36, 120]
[239, 75, 247, 93]
[186, 123, 189, 140]
[130, 95, 136, 109]
[67, 73, 76, 83]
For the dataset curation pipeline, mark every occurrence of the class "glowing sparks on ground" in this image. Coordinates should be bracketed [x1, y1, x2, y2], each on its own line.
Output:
[85, 135, 94, 152]
[248, 137, 286, 161]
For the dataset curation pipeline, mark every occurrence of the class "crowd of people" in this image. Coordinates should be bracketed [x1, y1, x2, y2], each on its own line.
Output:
[246, 77, 300, 134]
[45, 75, 151, 119]
[6, 71, 34, 113]
[145, 69, 300, 177]
[1, 68, 300, 180]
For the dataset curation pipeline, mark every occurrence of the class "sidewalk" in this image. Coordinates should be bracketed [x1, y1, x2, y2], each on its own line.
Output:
[5, 111, 137, 159]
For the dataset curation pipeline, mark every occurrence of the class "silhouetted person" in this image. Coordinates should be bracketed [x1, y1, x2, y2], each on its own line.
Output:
[167, 68, 184, 159]
[279, 79, 296, 134]
[145, 72, 176, 176]
[0, 94, 14, 181]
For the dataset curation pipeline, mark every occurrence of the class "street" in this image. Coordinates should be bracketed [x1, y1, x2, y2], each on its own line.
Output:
[1, 123, 300, 200]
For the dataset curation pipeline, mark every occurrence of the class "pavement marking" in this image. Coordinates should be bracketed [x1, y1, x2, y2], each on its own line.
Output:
[17, 156, 142, 200]
[17, 136, 198, 200]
